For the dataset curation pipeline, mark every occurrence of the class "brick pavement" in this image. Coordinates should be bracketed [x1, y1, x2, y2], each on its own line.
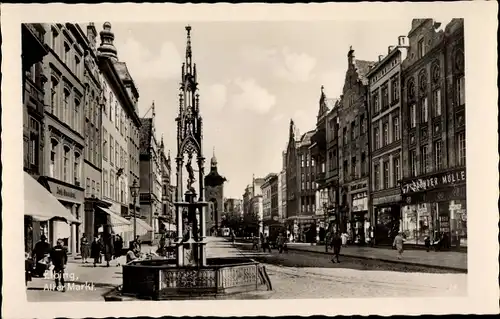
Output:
[285, 243, 467, 271]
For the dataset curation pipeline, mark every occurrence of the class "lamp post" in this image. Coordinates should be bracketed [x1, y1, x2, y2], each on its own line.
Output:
[323, 202, 328, 252]
[130, 180, 140, 240]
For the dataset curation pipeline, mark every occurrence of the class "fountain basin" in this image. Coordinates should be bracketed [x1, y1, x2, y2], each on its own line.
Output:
[106, 257, 272, 300]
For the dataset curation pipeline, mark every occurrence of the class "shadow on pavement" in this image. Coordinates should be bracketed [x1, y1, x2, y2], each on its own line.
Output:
[233, 242, 461, 274]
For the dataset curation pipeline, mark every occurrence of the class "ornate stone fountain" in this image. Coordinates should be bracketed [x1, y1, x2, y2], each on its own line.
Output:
[105, 26, 271, 301]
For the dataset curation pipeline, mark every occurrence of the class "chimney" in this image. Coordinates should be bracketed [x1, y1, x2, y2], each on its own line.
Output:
[378, 55, 384, 62]
[388, 45, 395, 53]
[398, 36, 408, 46]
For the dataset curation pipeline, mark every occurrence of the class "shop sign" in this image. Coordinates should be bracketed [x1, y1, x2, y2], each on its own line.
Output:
[47, 180, 84, 203]
[401, 169, 466, 195]
[439, 215, 450, 233]
[373, 194, 401, 206]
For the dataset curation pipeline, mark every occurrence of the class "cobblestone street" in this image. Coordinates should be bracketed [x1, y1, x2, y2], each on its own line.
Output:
[26, 237, 467, 301]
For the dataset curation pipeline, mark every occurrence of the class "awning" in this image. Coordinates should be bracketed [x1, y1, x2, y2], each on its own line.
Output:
[162, 222, 176, 232]
[136, 218, 153, 236]
[24, 172, 79, 224]
[96, 206, 131, 234]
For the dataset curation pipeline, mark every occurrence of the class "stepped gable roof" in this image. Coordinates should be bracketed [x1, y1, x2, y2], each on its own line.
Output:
[354, 59, 376, 85]
[139, 118, 153, 155]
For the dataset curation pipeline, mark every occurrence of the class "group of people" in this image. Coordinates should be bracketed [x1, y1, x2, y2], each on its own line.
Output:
[26, 235, 69, 291]
[251, 232, 289, 254]
[79, 233, 129, 267]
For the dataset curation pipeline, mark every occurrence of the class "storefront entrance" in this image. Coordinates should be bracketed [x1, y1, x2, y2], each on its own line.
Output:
[374, 205, 401, 245]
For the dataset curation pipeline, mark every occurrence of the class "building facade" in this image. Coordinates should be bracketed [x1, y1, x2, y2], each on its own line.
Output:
[400, 19, 466, 248]
[261, 173, 278, 235]
[40, 23, 87, 254]
[285, 119, 317, 242]
[160, 141, 174, 229]
[324, 101, 341, 234]
[139, 113, 163, 243]
[97, 22, 138, 243]
[311, 86, 338, 242]
[22, 23, 49, 252]
[204, 151, 227, 234]
[338, 47, 375, 244]
[367, 37, 408, 245]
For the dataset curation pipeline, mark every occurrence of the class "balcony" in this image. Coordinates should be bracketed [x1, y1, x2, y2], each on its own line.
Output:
[315, 172, 326, 184]
[22, 24, 48, 67]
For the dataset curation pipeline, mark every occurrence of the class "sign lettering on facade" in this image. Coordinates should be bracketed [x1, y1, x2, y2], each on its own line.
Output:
[401, 169, 466, 195]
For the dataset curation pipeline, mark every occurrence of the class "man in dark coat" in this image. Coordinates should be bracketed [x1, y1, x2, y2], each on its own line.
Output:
[91, 236, 102, 267]
[114, 234, 123, 258]
[50, 239, 68, 292]
[32, 235, 51, 277]
[101, 233, 114, 267]
[331, 232, 342, 263]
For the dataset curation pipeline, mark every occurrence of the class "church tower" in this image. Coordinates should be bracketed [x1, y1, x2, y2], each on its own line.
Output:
[204, 147, 226, 235]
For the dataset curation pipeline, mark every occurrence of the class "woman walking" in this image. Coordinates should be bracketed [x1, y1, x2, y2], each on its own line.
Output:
[393, 232, 405, 260]
[90, 236, 102, 267]
[80, 234, 90, 263]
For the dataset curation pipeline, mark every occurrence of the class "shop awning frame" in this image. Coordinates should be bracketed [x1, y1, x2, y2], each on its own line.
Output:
[24, 172, 80, 224]
[96, 206, 131, 234]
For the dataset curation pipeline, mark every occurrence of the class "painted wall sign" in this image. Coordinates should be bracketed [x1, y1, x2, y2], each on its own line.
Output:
[401, 169, 466, 195]
[373, 194, 401, 206]
[47, 180, 84, 203]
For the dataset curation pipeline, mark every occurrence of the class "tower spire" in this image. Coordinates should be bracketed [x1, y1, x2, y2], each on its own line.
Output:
[152, 100, 156, 118]
[185, 25, 192, 74]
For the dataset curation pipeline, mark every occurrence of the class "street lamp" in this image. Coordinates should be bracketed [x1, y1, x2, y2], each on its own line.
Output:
[130, 180, 140, 240]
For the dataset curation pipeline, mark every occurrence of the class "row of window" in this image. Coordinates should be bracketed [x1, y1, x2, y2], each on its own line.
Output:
[342, 114, 368, 145]
[102, 169, 128, 204]
[50, 25, 84, 80]
[85, 122, 101, 168]
[408, 133, 465, 177]
[374, 115, 400, 150]
[372, 75, 400, 113]
[85, 178, 101, 199]
[49, 139, 82, 185]
[49, 77, 83, 135]
[342, 153, 369, 181]
[374, 156, 401, 191]
[300, 153, 315, 168]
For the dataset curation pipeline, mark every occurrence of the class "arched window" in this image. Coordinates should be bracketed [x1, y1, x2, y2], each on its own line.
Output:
[63, 89, 70, 124]
[74, 152, 81, 185]
[74, 98, 81, 133]
[407, 79, 416, 100]
[418, 70, 427, 94]
[50, 139, 58, 178]
[50, 77, 58, 114]
[63, 145, 70, 183]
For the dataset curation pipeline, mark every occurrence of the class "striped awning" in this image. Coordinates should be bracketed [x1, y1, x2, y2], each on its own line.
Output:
[136, 218, 153, 236]
[96, 206, 131, 234]
[24, 172, 79, 224]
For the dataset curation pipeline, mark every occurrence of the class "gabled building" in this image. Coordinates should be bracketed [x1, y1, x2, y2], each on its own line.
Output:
[338, 47, 375, 244]
[261, 173, 278, 236]
[310, 86, 339, 242]
[366, 35, 408, 245]
[204, 149, 227, 234]
[159, 139, 174, 230]
[139, 108, 163, 243]
[400, 19, 466, 248]
[285, 119, 317, 243]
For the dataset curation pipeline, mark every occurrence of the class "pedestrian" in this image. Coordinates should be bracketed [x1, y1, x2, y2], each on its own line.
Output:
[341, 232, 348, 248]
[114, 234, 123, 258]
[90, 236, 101, 267]
[32, 235, 51, 277]
[80, 234, 90, 263]
[369, 226, 375, 247]
[25, 252, 33, 286]
[133, 235, 142, 251]
[277, 233, 285, 253]
[97, 234, 103, 264]
[424, 236, 431, 252]
[49, 239, 68, 292]
[101, 233, 114, 267]
[263, 236, 272, 253]
[126, 246, 141, 263]
[251, 234, 259, 250]
[331, 232, 342, 263]
[393, 232, 405, 260]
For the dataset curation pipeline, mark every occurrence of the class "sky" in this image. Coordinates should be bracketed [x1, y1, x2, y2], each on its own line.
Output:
[99, 19, 446, 199]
